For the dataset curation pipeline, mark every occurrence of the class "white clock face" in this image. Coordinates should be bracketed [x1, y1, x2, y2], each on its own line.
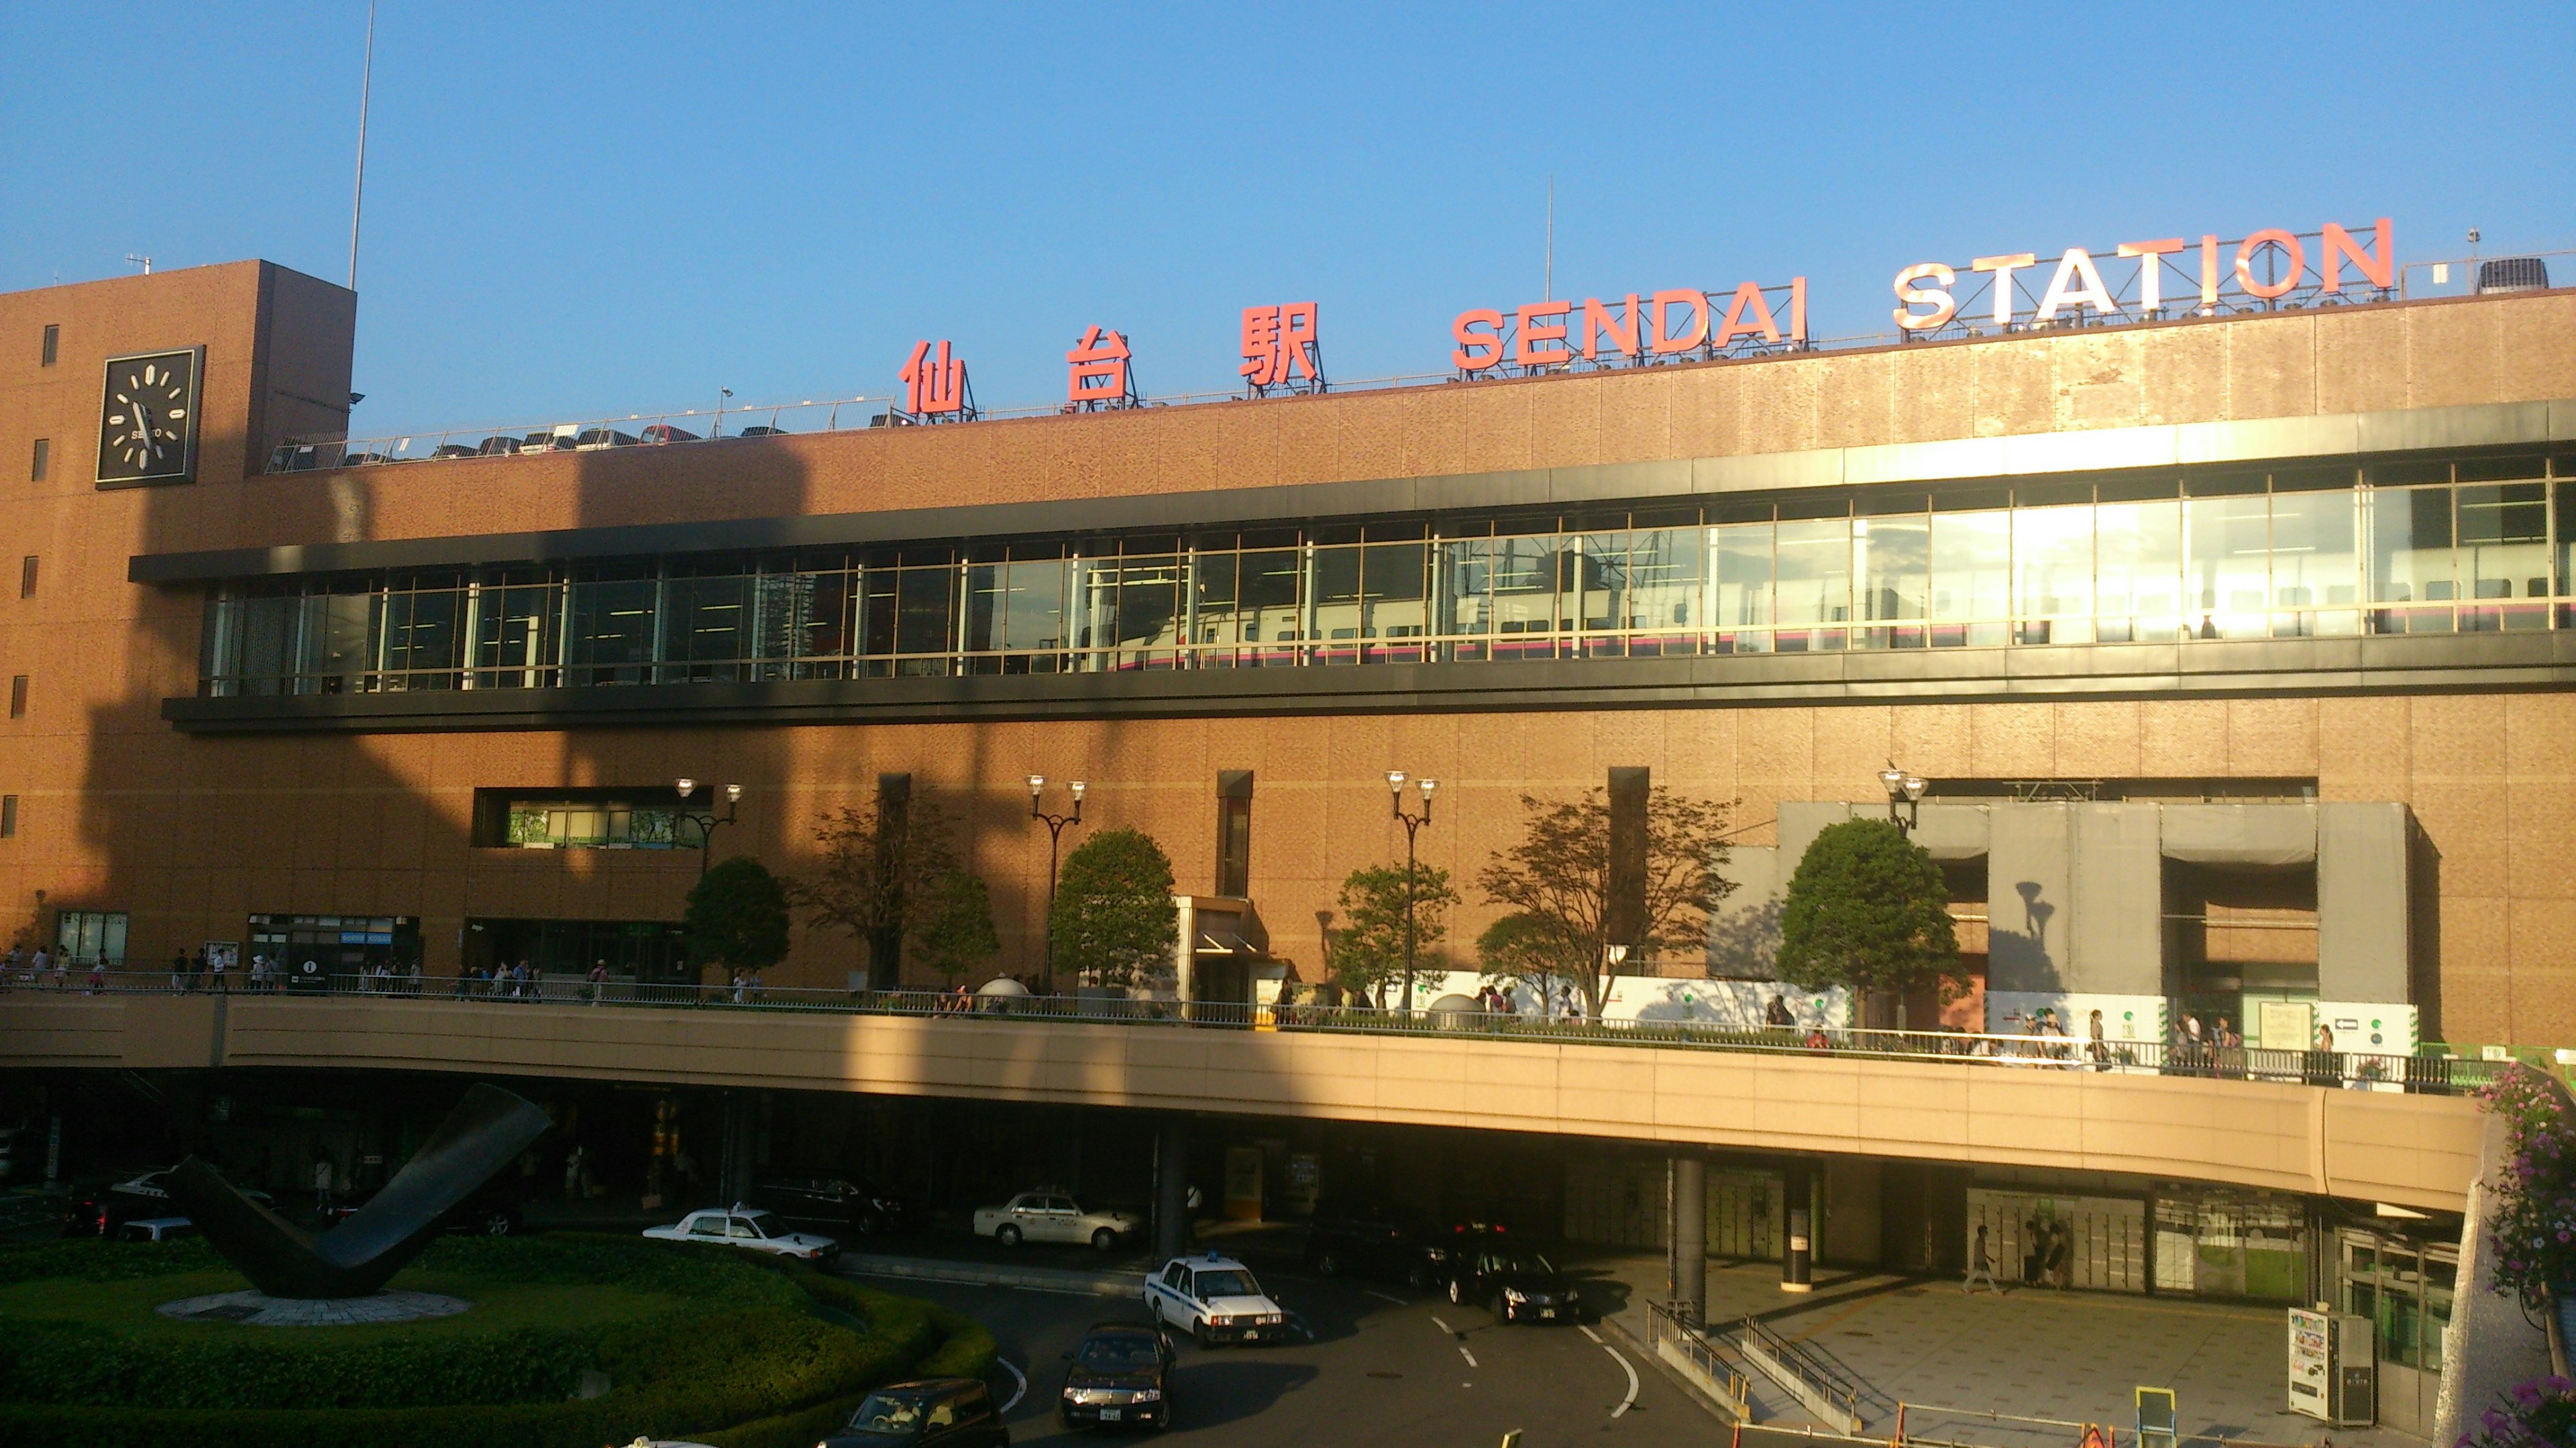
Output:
[97, 347, 202, 484]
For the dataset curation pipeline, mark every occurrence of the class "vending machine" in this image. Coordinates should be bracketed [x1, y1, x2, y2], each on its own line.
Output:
[2288, 1308, 2375, 1427]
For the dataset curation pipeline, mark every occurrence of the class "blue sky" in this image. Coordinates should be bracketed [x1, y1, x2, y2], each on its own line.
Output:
[5, 1, 2571, 438]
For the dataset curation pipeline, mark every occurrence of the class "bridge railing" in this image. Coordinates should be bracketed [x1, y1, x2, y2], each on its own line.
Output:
[21, 968, 2504, 1095]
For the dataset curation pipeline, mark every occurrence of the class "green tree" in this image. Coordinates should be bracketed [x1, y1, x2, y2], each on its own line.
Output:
[1050, 828, 1178, 989]
[786, 793, 970, 990]
[1474, 910, 1585, 1003]
[912, 869, 1001, 983]
[685, 855, 792, 979]
[1475, 787, 1737, 1017]
[1326, 862, 1460, 1006]
[1774, 818, 1960, 1026]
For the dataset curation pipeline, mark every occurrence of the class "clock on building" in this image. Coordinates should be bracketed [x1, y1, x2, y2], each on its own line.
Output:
[96, 347, 203, 485]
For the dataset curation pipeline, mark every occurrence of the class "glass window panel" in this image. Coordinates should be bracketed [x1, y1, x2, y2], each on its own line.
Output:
[1713, 522, 1773, 632]
[2268, 490, 2361, 636]
[1930, 509, 2010, 647]
[1854, 513, 1925, 649]
[2558, 482, 2576, 601]
[963, 562, 1006, 655]
[2094, 499, 2182, 643]
[473, 579, 561, 687]
[296, 589, 374, 691]
[1191, 552, 1238, 647]
[1624, 527, 1704, 655]
[1115, 555, 1182, 659]
[892, 565, 954, 665]
[239, 592, 302, 695]
[2185, 494, 2270, 638]
[1308, 545, 1362, 657]
[2370, 486, 2455, 634]
[1437, 539, 1493, 642]
[2013, 504, 2092, 644]
[1576, 534, 1627, 632]
[567, 575, 659, 683]
[663, 574, 751, 677]
[1361, 541, 1428, 643]
[382, 586, 460, 685]
[1489, 535, 1562, 653]
[1773, 518, 1850, 649]
[1236, 548, 1299, 659]
[2457, 484, 2548, 631]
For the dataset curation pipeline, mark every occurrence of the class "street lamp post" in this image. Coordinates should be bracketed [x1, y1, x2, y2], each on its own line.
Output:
[1028, 775, 1087, 995]
[1387, 771, 1438, 1013]
[1876, 763, 1927, 836]
[675, 778, 743, 877]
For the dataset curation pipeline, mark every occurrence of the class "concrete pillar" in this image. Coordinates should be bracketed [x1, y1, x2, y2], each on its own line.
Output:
[1607, 767, 1650, 952]
[1987, 805, 2073, 994]
[1669, 1154, 1707, 1325]
[718, 1091, 758, 1205]
[2070, 803, 2164, 994]
[1154, 1117, 1191, 1260]
[2318, 802, 2410, 1003]
[1782, 1162, 1813, 1292]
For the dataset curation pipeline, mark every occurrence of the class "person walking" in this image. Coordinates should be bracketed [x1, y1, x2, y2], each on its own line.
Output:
[170, 948, 188, 993]
[1765, 992, 1794, 1028]
[313, 1157, 335, 1215]
[188, 948, 207, 993]
[2088, 1008, 2110, 1070]
[209, 948, 229, 993]
[1964, 1223, 2001, 1294]
[586, 959, 608, 1005]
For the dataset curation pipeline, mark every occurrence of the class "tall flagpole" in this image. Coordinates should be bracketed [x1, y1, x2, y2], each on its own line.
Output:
[348, 0, 378, 292]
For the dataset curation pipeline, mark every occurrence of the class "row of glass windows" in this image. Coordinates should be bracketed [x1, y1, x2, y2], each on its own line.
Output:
[197, 457, 2576, 695]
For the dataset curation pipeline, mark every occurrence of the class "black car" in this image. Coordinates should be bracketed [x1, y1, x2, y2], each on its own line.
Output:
[751, 1175, 906, 1236]
[823, 1377, 1010, 1448]
[1442, 1244, 1585, 1324]
[1303, 1215, 1431, 1284]
[329, 1186, 523, 1237]
[1058, 1321, 1174, 1431]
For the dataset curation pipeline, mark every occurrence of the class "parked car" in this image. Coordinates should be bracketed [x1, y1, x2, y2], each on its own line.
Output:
[115, 1216, 197, 1242]
[521, 430, 577, 452]
[573, 427, 639, 450]
[639, 423, 700, 443]
[641, 1205, 837, 1261]
[329, 1186, 523, 1237]
[1439, 1243, 1584, 1323]
[1058, 1321, 1173, 1431]
[751, 1175, 906, 1237]
[109, 1168, 274, 1207]
[735, 425, 790, 437]
[1142, 1252, 1287, 1346]
[972, 1190, 1141, 1250]
[1303, 1213, 1433, 1284]
[821, 1377, 1010, 1448]
[475, 435, 523, 455]
[429, 443, 479, 459]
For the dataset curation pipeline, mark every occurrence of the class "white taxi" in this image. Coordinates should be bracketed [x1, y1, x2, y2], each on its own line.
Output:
[641, 1205, 837, 1262]
[1143, 1252, 1287, 1346]
[971, 1190, 1143, 1250]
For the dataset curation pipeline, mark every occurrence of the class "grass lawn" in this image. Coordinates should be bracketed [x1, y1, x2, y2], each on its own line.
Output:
[0, 1265, 689, 1342]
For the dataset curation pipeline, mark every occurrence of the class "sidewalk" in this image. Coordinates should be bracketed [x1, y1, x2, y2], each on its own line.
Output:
[1574, 1251, 2426, 1448]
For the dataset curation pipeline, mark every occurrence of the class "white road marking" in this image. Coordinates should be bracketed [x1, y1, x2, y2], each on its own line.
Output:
[1365, 1288, 1407, 1305]
[1430, 1315, 1455, 1335]
[1580, 1325, 1603, 1343]
[1601, 1340, 1639, 1418]
[1459, 1345, 1480, 1368]
[998, 1355, 1028, 1412]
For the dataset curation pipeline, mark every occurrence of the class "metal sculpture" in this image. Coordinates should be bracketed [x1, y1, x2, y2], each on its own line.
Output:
[164, 1082, 550, 1299]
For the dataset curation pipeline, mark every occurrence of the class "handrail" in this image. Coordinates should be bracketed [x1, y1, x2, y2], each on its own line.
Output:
[8, 968, 2502, 1095]
[1737, 1313, 1867, 1421]
[1646, 1300, 1754, 1415]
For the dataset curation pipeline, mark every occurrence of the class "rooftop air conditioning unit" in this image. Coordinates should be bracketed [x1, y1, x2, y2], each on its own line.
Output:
[2475, 257, 2551, 294]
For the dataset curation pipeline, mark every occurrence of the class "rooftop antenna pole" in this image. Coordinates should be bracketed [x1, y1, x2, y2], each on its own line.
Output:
[1544, 174, 1554, 302]
[347, 0, 378, 292]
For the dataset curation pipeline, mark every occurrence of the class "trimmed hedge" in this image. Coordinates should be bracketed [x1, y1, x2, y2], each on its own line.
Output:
[0, 1235, 996, 1448]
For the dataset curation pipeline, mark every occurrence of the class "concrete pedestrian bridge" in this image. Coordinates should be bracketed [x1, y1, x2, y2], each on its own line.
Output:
[1, 989, 2481, 1212]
